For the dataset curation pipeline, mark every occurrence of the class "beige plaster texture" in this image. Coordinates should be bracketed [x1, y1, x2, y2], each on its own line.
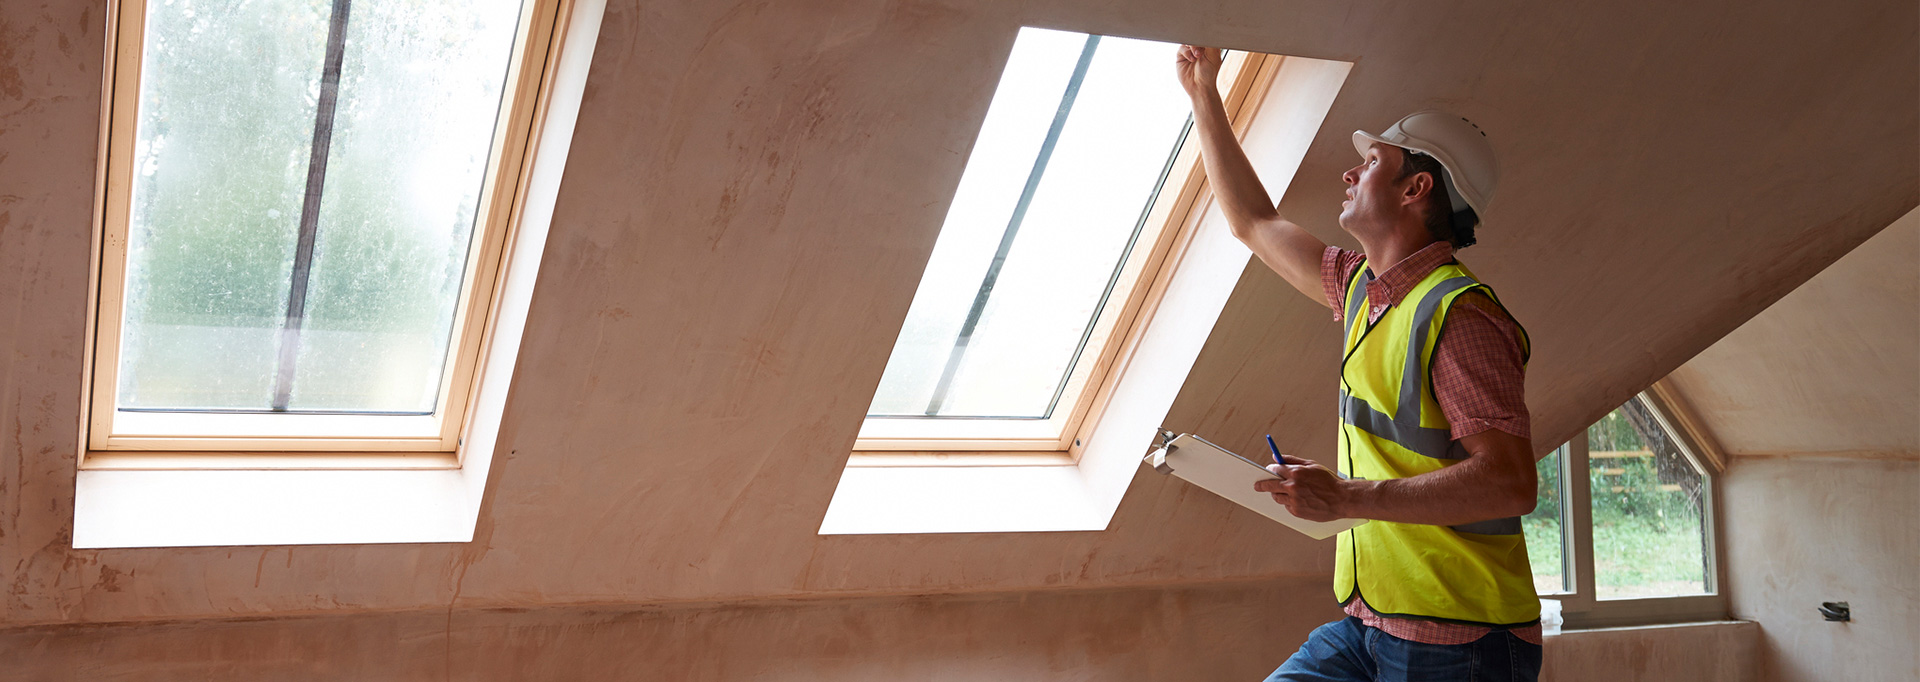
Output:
[0, 0, 1915, 671]
[1723, 457, 1920, 682]
[1543, 621, 1761, 682]
[1665, 208, 1920, 459]
[0, 579, 1340, 681]
[0, 578, 1759, 681]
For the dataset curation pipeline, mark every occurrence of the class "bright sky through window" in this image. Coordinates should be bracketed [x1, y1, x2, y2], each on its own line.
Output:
[116, 0, 523, 415]
[868, 28, 1192, 419]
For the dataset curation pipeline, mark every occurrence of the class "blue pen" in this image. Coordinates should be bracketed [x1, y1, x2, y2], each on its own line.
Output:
[1266, 434, 1285, 466]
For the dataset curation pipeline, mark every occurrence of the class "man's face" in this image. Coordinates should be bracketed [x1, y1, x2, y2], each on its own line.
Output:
[1338, 143, 1407, 235]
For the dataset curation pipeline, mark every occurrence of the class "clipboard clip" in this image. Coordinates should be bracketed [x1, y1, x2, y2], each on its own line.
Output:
[1146, 428, 1180, 474]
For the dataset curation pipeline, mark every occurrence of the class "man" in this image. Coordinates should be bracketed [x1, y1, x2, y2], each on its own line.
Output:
[1176, 46, 1544, 681]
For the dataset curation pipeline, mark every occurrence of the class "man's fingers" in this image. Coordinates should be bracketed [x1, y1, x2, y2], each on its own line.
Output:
[1177, 45, 1222, 65]
[1253, 478, 1293, 496]
[1279, 454, 1319, 467]
[1272, 463, 1311, 480]
[1253, 477, 1300, 512]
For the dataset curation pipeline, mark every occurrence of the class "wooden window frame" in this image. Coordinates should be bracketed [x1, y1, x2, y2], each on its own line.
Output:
[1549, 388, 1731, 629]
[851, 48, 1284, 462]
[80, 0, 575, 468]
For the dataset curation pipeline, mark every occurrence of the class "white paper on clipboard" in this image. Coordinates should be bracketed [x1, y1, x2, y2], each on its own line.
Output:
[1144, 433, 1367, 540]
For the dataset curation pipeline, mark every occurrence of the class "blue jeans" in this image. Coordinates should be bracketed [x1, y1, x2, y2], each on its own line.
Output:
[1265, 617, 1541, 682]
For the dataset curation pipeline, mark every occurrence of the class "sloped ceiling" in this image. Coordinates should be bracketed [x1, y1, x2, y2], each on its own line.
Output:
[1665, 208, 1919, 458]
[0, 0, 1913, 627]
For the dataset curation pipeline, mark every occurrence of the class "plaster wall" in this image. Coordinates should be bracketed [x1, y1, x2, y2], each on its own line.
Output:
[1723, 457, 1920, 682]
[1664, 209, 1920, 458]
[2, 0, 1915, 636]
[0, 580, 1339, 681]
[1544, 621, 1759, 682]
[0, 578, 1754, 682]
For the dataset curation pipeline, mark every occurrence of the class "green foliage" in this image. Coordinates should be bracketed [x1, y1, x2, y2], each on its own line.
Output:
[118, 0, 332, 408]
[1524, 405, 1711, 597]
[1587, 404, 1704, 541]
[1523, 515, 1563, 592]
[1590, 451, 1698, 532]
[1523, 446, 1566, 590]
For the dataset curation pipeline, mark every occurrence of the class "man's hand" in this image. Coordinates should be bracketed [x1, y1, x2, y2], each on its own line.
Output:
[1254, 455, 1351, 522]
[1175, 45, 1223, 100]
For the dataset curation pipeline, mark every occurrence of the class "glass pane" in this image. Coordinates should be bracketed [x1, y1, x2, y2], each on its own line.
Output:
[1524, 443, 1568, 594]
[289, 0, 523, 411]
[1589, 397, 1710, 599]
[118, 0, 329, 410]
[867, 27, 1191, 418]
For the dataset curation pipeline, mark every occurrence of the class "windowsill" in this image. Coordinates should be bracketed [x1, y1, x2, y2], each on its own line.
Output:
[78, 450, 461, 471]
[1548, 619, 1753, 637]
[1551, 592, 1729, 630]
[68, 0, 606, 549]
[817, 55, 1353, 535]
[844, 451, 1078, 467]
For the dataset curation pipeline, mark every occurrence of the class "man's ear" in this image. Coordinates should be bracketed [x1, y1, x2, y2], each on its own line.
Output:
[1401, 171, 1435, 208]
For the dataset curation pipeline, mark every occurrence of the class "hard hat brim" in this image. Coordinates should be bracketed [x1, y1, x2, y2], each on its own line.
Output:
[1352, 130, 1398, 158]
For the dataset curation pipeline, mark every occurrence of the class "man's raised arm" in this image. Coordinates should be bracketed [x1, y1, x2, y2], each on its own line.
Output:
[1176, 45, 1329, 307]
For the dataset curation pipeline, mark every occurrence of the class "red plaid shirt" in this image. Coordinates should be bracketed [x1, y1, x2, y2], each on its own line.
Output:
[1322, 242, 1543, 646]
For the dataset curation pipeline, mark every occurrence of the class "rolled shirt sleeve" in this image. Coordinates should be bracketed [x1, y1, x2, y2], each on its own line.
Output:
[1431, 292, 1531, 441]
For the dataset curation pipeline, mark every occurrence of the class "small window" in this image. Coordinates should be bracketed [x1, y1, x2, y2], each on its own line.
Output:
[86, 0, 560, 458]
[1528, 392, 1725, 627]
[1586, 398, 1711, 599]
[858, 28, 1276, 453]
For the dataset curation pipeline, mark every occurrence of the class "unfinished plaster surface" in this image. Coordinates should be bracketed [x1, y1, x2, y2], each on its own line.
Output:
[0, 580, 1339, 681]
[1542, 621, 1760, 682]
[1723, 457, 1920, 682]
[0, 578, 1756, 681]
[1665, 208, 1920, 458]
[1, 0, 1916, 653]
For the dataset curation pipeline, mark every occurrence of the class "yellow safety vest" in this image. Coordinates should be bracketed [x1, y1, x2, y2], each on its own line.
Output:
[1334, 258, 1538, 627]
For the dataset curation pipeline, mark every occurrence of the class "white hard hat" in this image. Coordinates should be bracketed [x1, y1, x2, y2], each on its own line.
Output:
[1352, 110, 1499, 227]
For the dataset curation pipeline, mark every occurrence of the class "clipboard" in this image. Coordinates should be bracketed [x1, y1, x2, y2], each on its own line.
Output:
[1144, 432, 1367, 540]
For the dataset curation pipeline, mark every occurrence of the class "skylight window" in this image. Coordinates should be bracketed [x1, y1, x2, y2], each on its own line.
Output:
[859, 28, 1268, 452]
[87, 0, 557, 456]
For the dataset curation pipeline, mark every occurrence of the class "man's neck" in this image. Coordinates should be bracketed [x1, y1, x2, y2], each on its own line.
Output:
[1356, 226, 1437, 274]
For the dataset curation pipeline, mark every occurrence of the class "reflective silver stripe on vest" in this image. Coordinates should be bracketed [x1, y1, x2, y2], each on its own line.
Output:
[1341, 275, 1481, 460]
[1344, 269, 1373, 328]
[1340, 390, 1458, 459]
[1449, 516, 1523, 535]
[1397, 276, 1481, 423]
